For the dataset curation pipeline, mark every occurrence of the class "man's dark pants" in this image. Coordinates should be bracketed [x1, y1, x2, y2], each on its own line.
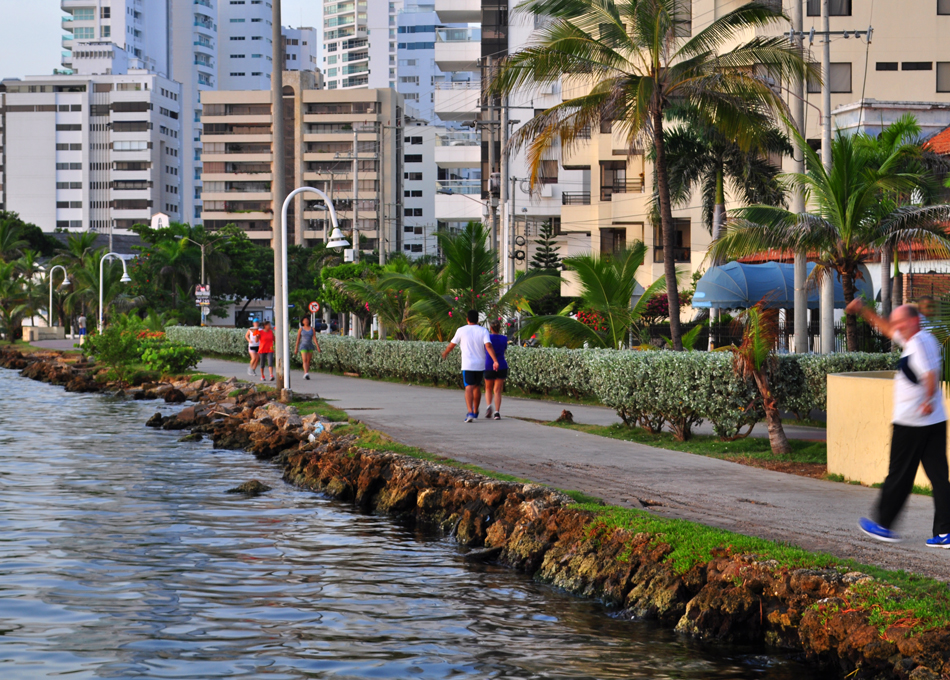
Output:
[876, 421, 950, 536]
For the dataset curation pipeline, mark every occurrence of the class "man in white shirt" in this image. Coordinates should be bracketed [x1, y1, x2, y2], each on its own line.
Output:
[846, 299, 950, 547]
[441, 309, 500, 423]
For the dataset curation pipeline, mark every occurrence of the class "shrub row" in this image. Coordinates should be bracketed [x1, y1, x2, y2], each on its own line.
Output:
[167, 326, 897, 439]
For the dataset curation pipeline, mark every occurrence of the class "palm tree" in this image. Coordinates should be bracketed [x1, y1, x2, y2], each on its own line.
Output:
[381, 222, 560, 340]
[0, 261, 30, 343]
[519, 242, 665, 348]
[0, 216, 28, 262]
[855, 114, 938, 318]
[491, 0, 813, 350]
[660, 106, 791, 240]
[337, 259, 418, 340]
[711, 130, 950, 351]
[732, 302, 791, 456]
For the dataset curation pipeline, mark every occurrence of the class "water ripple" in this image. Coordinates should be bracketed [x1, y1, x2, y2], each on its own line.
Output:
[0, 369, 818, 679]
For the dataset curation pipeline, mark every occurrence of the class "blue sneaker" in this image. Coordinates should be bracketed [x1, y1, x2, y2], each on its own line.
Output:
[926, 534, 950, 549]
[859, 517, 902, 543]
[464, 413, 474, 423]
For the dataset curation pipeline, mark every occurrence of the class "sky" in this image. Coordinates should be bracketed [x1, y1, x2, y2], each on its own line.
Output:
[0, 0, 322, 80]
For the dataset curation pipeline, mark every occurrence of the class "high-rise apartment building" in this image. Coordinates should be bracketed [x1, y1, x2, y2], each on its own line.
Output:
[200, 72, 403, 253]
[323, 0, 402, 91]
[59, 0, 217, 225]
[0, 45, 182, 236]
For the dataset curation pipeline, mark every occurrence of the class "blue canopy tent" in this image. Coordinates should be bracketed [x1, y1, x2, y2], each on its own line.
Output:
[691, 261, 873, 309]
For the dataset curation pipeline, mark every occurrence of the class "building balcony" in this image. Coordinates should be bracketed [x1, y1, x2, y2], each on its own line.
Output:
[561, 191, 591, 205]
[433, 82, 479, 122]
[435, 0, 480, 23]
[600, 178, 644, 202]
[434, 28, 480, 72]
[434, 133, 480, 168]
[435, 191, 484, 221]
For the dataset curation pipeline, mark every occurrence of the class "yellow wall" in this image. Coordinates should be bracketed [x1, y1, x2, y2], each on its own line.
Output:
[826, 372, 950, 490]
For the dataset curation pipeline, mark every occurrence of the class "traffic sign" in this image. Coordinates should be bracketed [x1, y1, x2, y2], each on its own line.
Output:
[309, 301, 321, 313]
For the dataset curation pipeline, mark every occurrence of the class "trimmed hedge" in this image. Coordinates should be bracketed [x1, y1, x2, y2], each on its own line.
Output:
[167, 326, 897, 439]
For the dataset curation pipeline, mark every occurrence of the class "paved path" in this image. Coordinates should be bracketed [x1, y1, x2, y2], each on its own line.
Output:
[29, 340, 950, 579]
[192, 356, 950, 581]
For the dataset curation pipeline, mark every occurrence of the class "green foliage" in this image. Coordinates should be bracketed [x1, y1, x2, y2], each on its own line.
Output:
[529, 219, 563, 271]
[81, 322, 145, 382]
[168, 327, 897, 436]
[320, 262, 381, 316]
[141, 342, 201, 375]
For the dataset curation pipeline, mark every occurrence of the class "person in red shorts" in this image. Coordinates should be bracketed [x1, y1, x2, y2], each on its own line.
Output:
[257, 320, 276, 381]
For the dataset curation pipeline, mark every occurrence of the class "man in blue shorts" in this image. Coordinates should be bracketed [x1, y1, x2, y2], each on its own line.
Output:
[441, 309, 500, 423]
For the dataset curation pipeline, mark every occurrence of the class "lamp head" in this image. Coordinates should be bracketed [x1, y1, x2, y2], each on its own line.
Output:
[120, 272, 132, 284]
[62, 276, 71, 287]
[326, 226, 350, 249]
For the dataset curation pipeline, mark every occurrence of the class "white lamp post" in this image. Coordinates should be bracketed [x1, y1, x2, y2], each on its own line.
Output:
[98, 252, 132, 333]
[48, 265, 69, 328]
[279, 187, 347, 393]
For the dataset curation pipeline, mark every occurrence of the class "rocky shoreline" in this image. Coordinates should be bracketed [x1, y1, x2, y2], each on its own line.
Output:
[3, 346, 949, 680]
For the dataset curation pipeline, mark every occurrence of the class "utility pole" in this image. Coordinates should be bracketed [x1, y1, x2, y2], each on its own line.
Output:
[485, 57, 498, 254]
[377, 121, 386, 341]
[272, 0, 287, 382]
[351, 127, 359, 337]
[819, 0, 835, 354]
[500, 94, 509, 271]
[792, 0, 808, 354]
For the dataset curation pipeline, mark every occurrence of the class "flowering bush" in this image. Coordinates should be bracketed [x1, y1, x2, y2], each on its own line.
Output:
[575, 309, 607, 332]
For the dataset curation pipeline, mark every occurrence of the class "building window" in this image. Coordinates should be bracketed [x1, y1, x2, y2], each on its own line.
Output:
[102, 25, 111, 38]
[807, 62, 851, 93]
[876, 62, 898, 71]
[231, 54, 246, 59]
[938, 63, 950, 92]
[807, 0, 851, 16]
[404, 154, 422, 163]
[653, 220, 691, 263]
[939, 0, 950, 13]
[903, 62, 933, 71]
[101, 7, 111, 18]
[73, 27, 95, 39]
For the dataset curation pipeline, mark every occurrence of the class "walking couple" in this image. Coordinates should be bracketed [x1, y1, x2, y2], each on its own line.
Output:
[245, 317, 321, 382]
[441, 310, 508, 423]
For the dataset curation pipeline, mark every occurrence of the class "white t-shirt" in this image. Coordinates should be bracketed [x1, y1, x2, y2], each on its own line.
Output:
[451, 324, 491, 371]
[892, 329, 947, 427]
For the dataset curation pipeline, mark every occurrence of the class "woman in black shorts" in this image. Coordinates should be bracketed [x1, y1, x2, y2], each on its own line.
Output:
[484, 320, 508, 420]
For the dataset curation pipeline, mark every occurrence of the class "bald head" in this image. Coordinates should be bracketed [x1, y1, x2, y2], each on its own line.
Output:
[891, 304, 920, 338]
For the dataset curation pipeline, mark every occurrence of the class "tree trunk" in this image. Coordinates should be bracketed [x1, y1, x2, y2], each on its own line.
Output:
[880, 247, 892, 318]
[709, 170, 725, 350]
[893, 247, 903, 307]
[842, 268, 858, 352]
[754, 371, 792, 455]
[653, 108, 683, 351]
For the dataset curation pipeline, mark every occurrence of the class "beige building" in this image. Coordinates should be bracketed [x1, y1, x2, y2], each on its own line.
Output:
[558, 0, 950, 295]
[200, 71, 404, 251]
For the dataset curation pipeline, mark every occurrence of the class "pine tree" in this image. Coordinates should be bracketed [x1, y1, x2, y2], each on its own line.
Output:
[530, 220, 562, 271]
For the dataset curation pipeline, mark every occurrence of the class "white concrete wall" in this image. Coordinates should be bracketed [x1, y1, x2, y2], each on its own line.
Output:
[6, 107, 57, 230]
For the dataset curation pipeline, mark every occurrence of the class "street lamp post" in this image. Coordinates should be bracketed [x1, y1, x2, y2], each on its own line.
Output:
[181, 235, 228, 326]
[279, 187, 347, 395]
[48, 265, 69, 328]
[98, 252, 131, 333]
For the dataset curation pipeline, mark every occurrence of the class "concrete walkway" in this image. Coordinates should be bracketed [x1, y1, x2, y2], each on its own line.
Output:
[29, 340, 950, 580]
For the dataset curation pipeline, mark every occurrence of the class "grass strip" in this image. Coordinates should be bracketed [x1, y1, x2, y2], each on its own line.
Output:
[534, 420, 827, 465]
[289, 395, 950, 632]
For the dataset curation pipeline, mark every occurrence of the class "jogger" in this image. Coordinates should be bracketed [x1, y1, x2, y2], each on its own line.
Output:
[441, 310, 499, 423]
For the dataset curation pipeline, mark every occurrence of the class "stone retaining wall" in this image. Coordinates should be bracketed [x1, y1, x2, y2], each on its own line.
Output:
[2, 347, 948, 680]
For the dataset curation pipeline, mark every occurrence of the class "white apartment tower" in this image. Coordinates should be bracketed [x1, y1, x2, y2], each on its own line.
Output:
[0, 45, 182, 235]
[323, 0, 401, 90]
[60, 0, 217, 225]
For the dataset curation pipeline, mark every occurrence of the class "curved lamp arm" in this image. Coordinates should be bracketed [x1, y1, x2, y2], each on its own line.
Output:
[48, 264, 68, 328]
[98, 252, 131, 333]
[279, 187, 340, 392]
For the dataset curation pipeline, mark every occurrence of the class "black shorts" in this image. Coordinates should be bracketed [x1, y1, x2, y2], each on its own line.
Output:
[462, 370, 484, 387]
[259, 352, 274, 367]
[485, 368, 508, 380]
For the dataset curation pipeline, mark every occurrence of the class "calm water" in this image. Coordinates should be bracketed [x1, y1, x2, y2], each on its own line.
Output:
[0, 368, 821, 679]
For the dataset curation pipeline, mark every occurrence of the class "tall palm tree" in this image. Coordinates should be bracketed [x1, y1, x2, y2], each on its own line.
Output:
[660, 106, 791, 240]
[0, 261, 30, 343]
[520, 242, 665, 348]
[491, 0, 813, 349]
[381, 222, 560, 339]
[855, 115, 938, 318]
[711, 130, 950, 351]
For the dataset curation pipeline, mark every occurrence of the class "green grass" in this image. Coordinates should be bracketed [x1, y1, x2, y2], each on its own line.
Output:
[539, 420, 827, 465]
[11, 339, 82, 355]
[574, 502, 950, 631]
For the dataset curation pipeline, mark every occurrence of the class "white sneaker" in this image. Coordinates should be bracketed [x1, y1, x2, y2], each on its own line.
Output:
[247, 366, 254, 376]
[486, 405, 493, 419]
[304, 373, 310, 380]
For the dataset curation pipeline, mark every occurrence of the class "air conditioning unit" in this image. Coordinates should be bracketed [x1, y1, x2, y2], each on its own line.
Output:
[343, 248, 355, 262]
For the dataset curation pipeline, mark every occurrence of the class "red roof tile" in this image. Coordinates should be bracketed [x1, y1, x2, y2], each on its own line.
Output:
[923, 125, 950, 155]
